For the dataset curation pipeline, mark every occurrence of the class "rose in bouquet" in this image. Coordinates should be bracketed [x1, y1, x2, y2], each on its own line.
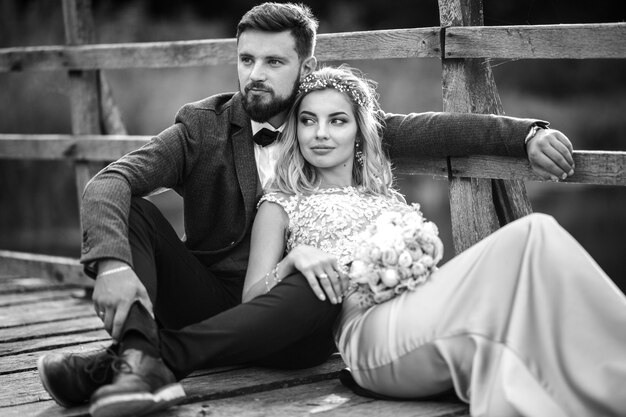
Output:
[348, 204, 444, 304]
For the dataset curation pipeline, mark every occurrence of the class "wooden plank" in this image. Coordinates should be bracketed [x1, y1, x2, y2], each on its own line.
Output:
[0, 288, 79, 307]
[0, 250, 92, 287]
[446, 23, 626, 59]
[62, 0, 108, 204]
[167, 379, 469, 417]
[0, 134, 150, 161]
[0, 354, 343, 409]
[0, 297, 94, 329]
[438, 0, 532, 254]
[0, 340, 108, 375]
[315, 28, 441, 61]
[0, 316, 102, 344]
[0, 276, 80, 294]
[0, 329, 108, 357]
[0, 28, 440, 72]
[449, 151, 626, 186]
[393, 156, 449, 179]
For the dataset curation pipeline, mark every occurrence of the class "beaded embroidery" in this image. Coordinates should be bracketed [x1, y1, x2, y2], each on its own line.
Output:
[259, 187, 406, 307]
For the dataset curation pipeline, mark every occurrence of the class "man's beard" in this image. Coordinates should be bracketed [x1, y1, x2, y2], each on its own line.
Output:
[241, 77, 299, 123]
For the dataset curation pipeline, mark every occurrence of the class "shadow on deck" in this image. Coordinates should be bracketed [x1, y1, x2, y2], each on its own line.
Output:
[0, 274, 469, 416]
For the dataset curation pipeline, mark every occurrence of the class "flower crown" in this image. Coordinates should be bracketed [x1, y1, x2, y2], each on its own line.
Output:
[298, 73, 370, 107]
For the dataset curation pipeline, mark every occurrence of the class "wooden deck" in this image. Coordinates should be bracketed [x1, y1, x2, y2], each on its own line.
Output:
[0, 273, 469, 417]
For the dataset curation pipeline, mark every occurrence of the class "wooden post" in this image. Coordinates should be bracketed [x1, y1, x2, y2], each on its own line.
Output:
[438, 0, 532, 254]
[62, 0, 107, 201]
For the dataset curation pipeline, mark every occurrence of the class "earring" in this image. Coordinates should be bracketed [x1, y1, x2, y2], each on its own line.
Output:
[355, 139, 364, 167]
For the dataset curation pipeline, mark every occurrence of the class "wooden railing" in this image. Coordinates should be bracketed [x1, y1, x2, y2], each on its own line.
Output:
[1, 0, 625, 285]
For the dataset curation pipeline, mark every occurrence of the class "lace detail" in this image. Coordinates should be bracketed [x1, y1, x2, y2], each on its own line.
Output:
[259, 186, 406, 270]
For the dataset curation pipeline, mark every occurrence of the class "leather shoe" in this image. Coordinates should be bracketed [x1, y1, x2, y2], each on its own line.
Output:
[89, 348, 185, 417]
[37, 346, 117, 407]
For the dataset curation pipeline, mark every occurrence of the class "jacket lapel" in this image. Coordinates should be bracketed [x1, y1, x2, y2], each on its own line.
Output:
[230, 93, 259, 219]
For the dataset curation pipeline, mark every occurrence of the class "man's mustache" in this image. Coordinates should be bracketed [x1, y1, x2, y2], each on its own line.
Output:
[244, 82, 273, 94]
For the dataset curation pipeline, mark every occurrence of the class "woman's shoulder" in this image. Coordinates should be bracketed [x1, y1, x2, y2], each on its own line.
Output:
[258, 191, 297, 209]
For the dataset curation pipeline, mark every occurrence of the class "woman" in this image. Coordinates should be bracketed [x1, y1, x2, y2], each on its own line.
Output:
[243, 65, 626, 416]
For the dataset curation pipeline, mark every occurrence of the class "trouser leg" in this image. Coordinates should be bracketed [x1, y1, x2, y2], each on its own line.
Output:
[127, 197, 243, 329]
[159, 272, 341, 379]
[346, 214, 626, 416]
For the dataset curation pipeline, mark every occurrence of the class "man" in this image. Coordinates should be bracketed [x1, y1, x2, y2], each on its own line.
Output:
[37, 3, 575, 417]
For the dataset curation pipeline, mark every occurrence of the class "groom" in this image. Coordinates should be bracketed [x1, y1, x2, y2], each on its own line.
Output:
[38, 2, 575, 417]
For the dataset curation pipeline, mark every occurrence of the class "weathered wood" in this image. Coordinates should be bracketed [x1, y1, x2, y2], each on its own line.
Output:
[0, 134, 150, 161]
[63, 0, 108, 204]
[0, 250, 91, 286]
[0, 315, 102, 344]
[0, 298, 94, 329]
[169, 379, 469, 417]
[439, 0, 533, 254]
[0, 28, 440, 72]
[446, 23, 626, 59]
[0, 276, 80, 294]
[0, 288, 78, 307]
[450, 151, 626, 186]
[0, 340, 108, 376]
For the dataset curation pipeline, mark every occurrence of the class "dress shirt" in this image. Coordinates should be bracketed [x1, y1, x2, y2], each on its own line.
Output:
[251, 121, 284, 190]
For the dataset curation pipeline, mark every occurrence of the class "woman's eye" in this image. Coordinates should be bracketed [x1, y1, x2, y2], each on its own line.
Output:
[299, 117, 315, 125]
[332, 118, 347, 125]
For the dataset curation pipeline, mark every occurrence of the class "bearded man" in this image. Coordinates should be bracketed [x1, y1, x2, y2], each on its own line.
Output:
[37, 3, 573, 417]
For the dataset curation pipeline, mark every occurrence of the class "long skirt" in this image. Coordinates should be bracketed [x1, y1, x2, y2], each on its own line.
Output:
[336, 213, 626, 417]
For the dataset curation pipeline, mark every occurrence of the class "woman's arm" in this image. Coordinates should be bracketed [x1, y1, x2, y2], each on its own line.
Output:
[242, 200, 289, 302]
[243, 199, 347, 304]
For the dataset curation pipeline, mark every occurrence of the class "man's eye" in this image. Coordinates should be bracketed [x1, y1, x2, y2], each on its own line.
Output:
[269, 59, 282, 66]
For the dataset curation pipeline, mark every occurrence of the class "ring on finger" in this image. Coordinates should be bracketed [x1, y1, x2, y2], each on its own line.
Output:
[319, 273, 329, 280]
[97, 309, 105, 318]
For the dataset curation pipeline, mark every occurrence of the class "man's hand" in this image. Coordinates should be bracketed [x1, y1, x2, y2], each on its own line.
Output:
[92, 260, 153, 341]
[526, 128, 575, 181]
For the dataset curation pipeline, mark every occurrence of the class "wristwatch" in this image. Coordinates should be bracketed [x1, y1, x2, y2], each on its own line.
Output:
[524, 122, 549, 147]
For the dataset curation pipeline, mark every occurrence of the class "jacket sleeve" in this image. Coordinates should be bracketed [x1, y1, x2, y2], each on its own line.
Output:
[380, 111, 548, 159]
[80, 104, 203, 274]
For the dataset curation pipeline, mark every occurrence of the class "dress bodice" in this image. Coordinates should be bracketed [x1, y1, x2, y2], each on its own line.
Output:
[259, 186, 406, 268]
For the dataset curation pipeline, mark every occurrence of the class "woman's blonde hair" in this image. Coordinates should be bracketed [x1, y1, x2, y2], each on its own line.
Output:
[271, 65, 394, 195]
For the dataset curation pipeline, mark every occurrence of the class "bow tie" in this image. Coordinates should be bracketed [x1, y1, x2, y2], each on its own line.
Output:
[253, 128, 280, 147]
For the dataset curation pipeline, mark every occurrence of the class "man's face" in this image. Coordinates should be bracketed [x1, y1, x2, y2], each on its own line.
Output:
[237, 30, 310, 125]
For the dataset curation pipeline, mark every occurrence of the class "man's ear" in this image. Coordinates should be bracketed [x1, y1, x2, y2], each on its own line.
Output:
[300, 56, 317, 77]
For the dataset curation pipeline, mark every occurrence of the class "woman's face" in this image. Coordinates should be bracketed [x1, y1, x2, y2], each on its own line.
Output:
[297, 89, 358, 179]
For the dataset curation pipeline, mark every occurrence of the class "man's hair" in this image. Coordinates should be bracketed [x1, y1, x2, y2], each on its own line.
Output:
[236, 2, 318, 60]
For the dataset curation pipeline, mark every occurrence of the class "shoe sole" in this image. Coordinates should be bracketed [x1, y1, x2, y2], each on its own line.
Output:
[37, 355, 76, 408]
[89, 383, 186, 417]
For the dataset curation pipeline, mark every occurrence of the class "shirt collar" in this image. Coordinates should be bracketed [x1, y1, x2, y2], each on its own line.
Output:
[251, 120, 285, 136]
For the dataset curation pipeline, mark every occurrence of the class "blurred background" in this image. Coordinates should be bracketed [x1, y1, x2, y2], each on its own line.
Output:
[1, 0, 625, 288]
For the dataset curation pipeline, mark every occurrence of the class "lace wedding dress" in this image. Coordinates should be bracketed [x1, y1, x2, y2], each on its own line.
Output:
[261, 187, 626, 417]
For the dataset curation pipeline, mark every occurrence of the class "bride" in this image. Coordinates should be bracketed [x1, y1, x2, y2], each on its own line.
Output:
[242, 65, 626, 417]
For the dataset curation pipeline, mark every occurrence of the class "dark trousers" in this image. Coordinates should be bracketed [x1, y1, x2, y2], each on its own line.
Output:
[124, 197, 340, 379]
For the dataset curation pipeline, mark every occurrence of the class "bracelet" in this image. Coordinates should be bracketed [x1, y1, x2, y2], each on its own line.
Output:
[99, 265, 131, 277]
[264, 264, 281, 293]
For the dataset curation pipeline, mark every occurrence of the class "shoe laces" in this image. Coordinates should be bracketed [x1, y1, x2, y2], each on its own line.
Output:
[84, 347, 131, 383]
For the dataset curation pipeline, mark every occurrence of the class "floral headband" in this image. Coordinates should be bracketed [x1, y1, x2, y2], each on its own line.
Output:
[298, 73, 370, 107]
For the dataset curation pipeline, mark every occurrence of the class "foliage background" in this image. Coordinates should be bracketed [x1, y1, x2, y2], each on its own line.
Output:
[1, 0, 625, 288]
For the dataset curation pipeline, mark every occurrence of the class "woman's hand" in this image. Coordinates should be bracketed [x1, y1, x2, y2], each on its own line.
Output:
[284, 245, 348, 304]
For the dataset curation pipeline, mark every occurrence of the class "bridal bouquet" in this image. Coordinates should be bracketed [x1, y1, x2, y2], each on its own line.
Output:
[348, 204, 444, 304]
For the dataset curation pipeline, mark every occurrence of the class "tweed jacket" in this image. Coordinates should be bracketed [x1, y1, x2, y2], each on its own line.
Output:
[80, 91, 541, 275]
